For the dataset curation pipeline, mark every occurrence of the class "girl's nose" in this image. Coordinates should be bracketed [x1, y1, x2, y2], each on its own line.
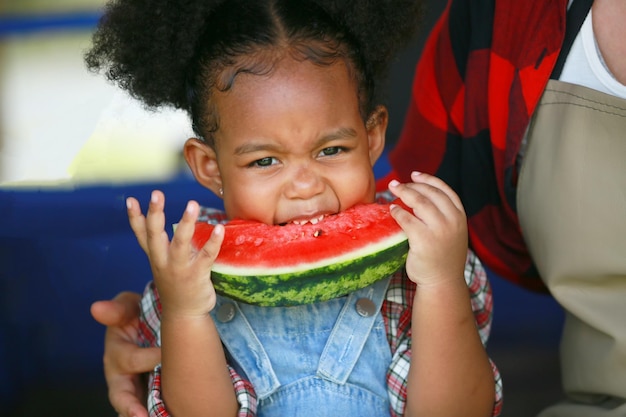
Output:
[285, 164, 325, 199]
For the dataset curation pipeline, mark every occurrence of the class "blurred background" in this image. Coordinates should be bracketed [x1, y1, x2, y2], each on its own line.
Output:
[0, 1, 564, 415]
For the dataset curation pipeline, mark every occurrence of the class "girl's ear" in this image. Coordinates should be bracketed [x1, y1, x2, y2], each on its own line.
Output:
[183, 138, 223, 198]
[365, 105, 388, 166]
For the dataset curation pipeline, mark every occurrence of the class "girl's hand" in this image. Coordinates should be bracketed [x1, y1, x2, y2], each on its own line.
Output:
[126, 190, 224, 317]
[388, 171, 468, 288]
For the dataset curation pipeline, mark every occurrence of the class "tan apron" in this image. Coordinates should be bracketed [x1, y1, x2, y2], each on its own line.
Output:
[517, 79, 626, 416]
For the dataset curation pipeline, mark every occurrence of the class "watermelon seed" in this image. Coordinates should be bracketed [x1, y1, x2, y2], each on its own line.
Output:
[314, 229, 323, 237]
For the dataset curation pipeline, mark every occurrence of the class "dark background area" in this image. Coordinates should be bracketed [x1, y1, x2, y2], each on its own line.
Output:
[1, 2, 564, 416]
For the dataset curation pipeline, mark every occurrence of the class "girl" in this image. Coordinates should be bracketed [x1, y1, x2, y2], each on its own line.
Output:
[86, 0, 501, 416]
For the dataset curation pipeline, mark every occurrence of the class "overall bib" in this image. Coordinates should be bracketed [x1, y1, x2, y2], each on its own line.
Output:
[518, 80, 626, 416]
[211, 277, 393, 416]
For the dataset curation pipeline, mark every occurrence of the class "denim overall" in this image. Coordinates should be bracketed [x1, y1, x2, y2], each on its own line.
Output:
[211, 277, 392, 416]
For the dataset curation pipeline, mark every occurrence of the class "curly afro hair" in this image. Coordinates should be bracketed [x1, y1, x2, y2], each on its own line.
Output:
[86, 0, 423, 143]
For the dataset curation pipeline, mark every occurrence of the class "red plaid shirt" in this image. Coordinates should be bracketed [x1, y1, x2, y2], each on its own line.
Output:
[383, 0, 569, 292]
[138, 194, 503, 416]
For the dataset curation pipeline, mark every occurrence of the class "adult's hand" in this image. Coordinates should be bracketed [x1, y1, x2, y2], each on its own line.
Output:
[91, 292, 161, 417]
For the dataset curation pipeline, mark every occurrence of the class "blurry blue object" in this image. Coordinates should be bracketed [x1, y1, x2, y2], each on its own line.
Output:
[0, 154, 391, 409]
[0, 173, 219, 409]
[0, 11, 101, 38]
[485, 265, 564, 347]
[0, 151, 565, 411]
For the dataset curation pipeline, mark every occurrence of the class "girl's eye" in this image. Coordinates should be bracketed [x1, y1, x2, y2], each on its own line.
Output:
[319, 146, 343, 156]
[252, 157, 276, 167]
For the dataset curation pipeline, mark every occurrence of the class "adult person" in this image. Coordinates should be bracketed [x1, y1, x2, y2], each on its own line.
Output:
[92, 0, 626, 416]
[385, 0, 626, 416]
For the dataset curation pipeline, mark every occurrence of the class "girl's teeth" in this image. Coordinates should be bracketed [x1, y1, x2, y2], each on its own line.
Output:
[310, 215, 325, 225]
[292, 215, 325, 225]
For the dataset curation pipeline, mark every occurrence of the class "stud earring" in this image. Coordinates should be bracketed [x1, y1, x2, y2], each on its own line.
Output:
[219, 187, 224, 196]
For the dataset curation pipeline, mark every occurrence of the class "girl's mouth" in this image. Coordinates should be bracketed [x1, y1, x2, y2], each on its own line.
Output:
[290, 214, 325, 225]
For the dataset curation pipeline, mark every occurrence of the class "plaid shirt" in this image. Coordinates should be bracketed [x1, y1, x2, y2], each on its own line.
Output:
[383, 0, 570, 292]
[138, 194, 503, 416]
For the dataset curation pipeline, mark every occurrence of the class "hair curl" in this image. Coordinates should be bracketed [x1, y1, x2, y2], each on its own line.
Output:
[86, 0, 423, 143]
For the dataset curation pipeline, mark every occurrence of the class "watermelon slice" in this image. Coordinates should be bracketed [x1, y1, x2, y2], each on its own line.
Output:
[192, 202, 408, 306]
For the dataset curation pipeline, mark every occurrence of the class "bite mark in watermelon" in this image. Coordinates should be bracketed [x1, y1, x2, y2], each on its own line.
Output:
[191, 202, 408, 306]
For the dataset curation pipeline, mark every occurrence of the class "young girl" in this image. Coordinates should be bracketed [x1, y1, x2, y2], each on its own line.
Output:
[86, 0, 502, 416]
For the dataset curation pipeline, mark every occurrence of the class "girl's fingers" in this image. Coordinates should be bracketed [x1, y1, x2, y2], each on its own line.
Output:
[388, 174, 464, 223]
[126, 197, 149, 253]
[144, 190, 170, 267]
[146, 190, 166, 231]
[189, 224, 224, 291]
[128, 193, 222, 283]
[198, 223, 224, 265]
[169, 200, 200, 259]
[388, 179, 440, 224]
[409, 171, 464, 212]
[389, 202, 423, 233]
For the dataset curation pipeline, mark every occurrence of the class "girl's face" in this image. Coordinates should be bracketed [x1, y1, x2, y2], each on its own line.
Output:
[186, 57, 387, 225]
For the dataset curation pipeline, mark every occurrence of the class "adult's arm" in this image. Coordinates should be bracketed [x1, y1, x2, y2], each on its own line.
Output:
[386, 0, 567, 291]
[91, 292, 161, 417]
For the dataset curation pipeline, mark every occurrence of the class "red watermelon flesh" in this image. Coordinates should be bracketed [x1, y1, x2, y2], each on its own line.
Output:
[189, 202, 409, 306]
[193, 203, 405, 271]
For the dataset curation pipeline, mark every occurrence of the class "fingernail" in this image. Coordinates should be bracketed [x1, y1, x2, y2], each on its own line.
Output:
[151, 191, 158, 203]
[126, 198, 132, 209]
[213, 224, 224, 236]
[411, 171, 422, 177]
[389, 179, 400, 188]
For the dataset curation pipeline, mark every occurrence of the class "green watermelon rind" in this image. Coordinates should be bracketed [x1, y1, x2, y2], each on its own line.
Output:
[211, 238, 409, 307]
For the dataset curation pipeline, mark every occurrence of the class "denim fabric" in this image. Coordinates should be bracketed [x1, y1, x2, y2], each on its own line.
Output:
[212, 277, 392, 417]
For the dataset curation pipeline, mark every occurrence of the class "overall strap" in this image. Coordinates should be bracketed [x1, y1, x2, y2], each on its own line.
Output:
[317, 276, 391, 385]
[211, 296, 281, 399]
[551, 0, 594, 79]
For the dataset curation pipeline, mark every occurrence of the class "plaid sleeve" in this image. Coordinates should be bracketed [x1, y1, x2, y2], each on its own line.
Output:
[145, 363, 257, 417]
[382, 251, 503, 416]
[138, 269, 258, 416]
[464, 250, 503, 416]
[383, 269, 414, 417]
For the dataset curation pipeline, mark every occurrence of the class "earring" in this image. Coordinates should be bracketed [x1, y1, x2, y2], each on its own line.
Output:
[219, 187, 224, 196]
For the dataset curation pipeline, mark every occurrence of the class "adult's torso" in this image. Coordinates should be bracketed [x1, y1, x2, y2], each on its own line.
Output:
[517, 3, 626, 414]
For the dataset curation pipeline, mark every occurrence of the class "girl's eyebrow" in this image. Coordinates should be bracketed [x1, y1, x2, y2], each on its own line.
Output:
[233, 127, 358, 155]
[320, 127, 358, 143]
[234, 142, 279, 155]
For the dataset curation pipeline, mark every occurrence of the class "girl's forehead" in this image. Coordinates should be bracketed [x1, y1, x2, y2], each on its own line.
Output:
[214, 43, 356, 90]
[211, 57, 365, 147]
[215, 57, 359, 115]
